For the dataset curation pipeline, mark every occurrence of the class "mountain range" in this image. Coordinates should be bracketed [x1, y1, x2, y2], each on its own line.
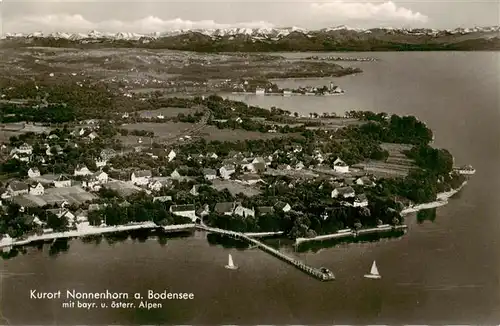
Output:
[2, 26, 499, 51]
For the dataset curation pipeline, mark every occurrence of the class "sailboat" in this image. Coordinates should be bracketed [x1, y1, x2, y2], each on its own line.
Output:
[225, 254, 238, 270]
[364, 260, 381, 279]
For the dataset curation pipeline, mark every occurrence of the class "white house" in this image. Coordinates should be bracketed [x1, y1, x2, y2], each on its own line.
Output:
[12, 153, 30, 162]
[331, 186, 355, 199]
[170, 169, 184, 180]
[92, 171, 108, 184]
[274, 201, 291, 213]
[148, 181, 164, 192]
[29, 183, 45, 196]
[28, 168, 41, 178]
[234, 205, 255, 218]
[207, 152, 218, 159]
[87, 132, 98, 140]
[153, 196, 172, 203]
[15, 143, 33, 155]
[356, 176, 375, 187]
[131, 170, 152, 186]
[169, 205, 196, 222]
[219, 165, 236, 180]
[190, 185, 200, 196]
[333, 158, 349, 174]
[74, 209, 89, 223]
[167, 150, 176, 162]
[203, 168, 217, 181]
[353, 194, 369, 207]
[54, 175, 72, 188]
[74, 165, 93, 176]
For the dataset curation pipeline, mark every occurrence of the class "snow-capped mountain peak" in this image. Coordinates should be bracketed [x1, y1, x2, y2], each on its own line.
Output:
[2, 25, 498, 41]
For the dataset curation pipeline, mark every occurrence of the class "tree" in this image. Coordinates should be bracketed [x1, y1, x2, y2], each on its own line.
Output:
[46, 212, 68, 232]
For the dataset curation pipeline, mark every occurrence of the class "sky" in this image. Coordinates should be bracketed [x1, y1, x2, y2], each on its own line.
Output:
[1, 0, 499, 34]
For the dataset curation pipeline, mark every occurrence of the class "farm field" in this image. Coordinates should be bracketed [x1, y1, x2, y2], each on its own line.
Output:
[135, 106, 204, 119]
[211, 180, 262, 197]
[199, 126, 293, 142]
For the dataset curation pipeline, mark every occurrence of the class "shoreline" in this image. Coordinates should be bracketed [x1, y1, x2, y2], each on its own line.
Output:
[0, 182, 468, 251]
[0, 223, 285, 250]
[295, 181, 468, 246]
[0, 222, 159, 250]
[400, 181, 468, 215]
[230, 92, 344, 96]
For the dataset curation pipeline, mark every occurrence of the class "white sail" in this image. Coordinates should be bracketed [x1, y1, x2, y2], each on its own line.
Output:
[364, 260, 381, 279]
[225, 254, 238, 270]
[370, 261, 379, 276]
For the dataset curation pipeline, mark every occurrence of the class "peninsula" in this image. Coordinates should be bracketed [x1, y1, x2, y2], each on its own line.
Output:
[0, 88, 471, 251]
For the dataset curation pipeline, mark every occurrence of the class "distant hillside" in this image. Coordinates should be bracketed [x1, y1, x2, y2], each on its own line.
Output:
[2, 26, 499, 52]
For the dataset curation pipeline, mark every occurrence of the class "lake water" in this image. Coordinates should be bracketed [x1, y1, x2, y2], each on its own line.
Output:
[2, 52, 499, 324]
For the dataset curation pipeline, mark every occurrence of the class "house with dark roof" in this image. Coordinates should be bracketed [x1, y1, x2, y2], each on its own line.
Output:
[54, 174, 72, 188]
[46, 208, 76, 223]
[74, 164, 93, 176]
[333, 157, 349, 173]
[250, 162, 267, 173]
[234, 204, 255, 218]
[353, 194, 369, 207]
[7, 181, 29, 196]
[238, 174, 264, 185]
[214, 202, 239, 215]
[196, 204, 210, 218]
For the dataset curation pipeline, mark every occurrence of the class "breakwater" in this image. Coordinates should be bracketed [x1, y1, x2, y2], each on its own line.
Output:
[295, 224, 408, 245]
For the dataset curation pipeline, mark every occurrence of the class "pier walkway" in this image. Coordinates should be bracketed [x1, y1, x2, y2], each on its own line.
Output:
[196, 225, 334, 281]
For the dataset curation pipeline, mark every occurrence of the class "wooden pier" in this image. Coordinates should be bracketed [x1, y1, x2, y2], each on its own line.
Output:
[196, 225, 335, 281]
